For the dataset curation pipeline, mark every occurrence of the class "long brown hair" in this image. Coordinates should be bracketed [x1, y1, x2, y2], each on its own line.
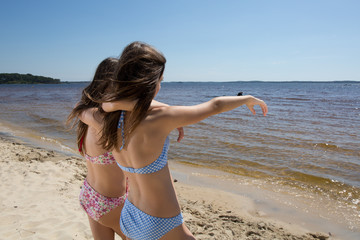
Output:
[99, 41, 166, 150]
[67, 57, 119, 155]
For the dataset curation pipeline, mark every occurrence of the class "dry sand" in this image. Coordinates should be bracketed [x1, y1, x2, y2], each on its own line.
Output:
[0, 135, 333, 240]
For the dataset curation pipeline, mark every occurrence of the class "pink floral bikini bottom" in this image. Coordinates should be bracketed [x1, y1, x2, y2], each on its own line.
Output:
[79, 179, 127, 221]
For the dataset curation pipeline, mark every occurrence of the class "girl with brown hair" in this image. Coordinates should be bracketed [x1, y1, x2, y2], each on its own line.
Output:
[67, 57, 128, 240]
[93, 41, 267, 239]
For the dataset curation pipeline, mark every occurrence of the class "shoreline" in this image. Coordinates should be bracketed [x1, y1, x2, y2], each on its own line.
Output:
[169, 162, 360, 240]
[0, 131, 340, 240]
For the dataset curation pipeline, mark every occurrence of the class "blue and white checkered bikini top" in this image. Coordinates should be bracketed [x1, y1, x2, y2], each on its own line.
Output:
[116, 111, 170, 174]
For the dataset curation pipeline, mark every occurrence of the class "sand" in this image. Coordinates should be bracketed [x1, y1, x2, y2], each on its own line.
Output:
[0, 135, 333, 240]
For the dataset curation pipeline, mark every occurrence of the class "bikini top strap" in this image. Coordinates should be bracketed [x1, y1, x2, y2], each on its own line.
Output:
[79, 135, 85, 153]
[125, 177, 129, 193]
[117, 110, 125, 151]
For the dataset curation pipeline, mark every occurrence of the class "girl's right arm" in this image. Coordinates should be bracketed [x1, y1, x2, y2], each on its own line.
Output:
[78, 108, 102, 132]
[101, 99, 137, 112]
[102, 99, 185, 142]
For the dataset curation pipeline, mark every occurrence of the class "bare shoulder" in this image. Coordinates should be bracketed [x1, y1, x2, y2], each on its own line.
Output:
[139, 106, 174, 134]
[144, 106, 171, 121]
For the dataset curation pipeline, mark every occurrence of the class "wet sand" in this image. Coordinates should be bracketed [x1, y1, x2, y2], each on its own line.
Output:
[0, 135, 333, 239]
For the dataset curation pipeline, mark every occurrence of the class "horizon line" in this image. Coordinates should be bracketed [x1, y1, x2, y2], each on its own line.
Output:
[61, 80, 360, 83]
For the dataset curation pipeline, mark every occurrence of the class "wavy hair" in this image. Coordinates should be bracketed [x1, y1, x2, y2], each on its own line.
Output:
[66, 57, 119, 154]
[98, 41, 166, 150]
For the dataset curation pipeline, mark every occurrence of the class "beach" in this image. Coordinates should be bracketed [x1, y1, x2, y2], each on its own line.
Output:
[0, 81, 359, 239]
[0, 135, 333, 240]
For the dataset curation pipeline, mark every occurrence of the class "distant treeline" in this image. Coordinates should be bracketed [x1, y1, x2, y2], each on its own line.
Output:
[0, 73, 60, 84]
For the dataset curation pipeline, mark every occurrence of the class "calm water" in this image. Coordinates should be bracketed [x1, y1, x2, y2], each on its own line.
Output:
[0, 81, 359, 234]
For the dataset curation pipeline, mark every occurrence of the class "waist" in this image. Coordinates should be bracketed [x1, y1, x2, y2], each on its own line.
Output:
[124, 198, 182, 219]
[127, 180, 180, 217]
[86, 175, 126, 198]
[128, 195, 181, 218]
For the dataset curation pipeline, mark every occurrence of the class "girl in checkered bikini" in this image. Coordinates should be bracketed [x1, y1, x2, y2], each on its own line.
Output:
[96, 41, 267, 240]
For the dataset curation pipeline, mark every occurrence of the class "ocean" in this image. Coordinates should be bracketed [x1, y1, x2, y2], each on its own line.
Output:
[0, 81, 359, 237]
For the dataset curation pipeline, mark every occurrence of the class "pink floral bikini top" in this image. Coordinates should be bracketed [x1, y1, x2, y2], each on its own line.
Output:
[79, 136, 117, 165]
[84, 151, 117, 165]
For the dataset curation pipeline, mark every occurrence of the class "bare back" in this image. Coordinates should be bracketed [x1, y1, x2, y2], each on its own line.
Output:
[112, 107, 181, 218]
[81, 115, 126, 198]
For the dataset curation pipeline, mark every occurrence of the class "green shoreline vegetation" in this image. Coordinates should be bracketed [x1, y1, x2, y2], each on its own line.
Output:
[0, 73, 60, 84]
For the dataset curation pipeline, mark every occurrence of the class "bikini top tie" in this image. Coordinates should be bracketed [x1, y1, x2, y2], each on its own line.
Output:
[116, 111, 170, 174]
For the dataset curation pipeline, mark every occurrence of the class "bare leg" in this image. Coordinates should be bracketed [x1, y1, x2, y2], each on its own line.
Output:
[88, 216, 115, 240]
[160, 223, 195, 240]
[98, 205, 126, 240]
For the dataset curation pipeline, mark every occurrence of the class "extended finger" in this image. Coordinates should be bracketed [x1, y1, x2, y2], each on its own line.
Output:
[261, 103, 268, 116]
[177, 127, 184, 142]
[249, 107, 256, 115]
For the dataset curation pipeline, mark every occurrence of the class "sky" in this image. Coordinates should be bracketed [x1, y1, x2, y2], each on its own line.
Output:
[0, 0, 359, 82]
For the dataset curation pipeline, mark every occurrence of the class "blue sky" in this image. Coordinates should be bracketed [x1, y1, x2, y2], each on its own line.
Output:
[0, 0, 359, 82]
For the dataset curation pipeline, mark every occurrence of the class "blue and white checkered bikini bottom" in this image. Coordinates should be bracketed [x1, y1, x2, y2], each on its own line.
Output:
[120, 198, 184, 240]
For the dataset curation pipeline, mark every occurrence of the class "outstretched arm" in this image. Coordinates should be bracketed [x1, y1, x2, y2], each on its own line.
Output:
[212, 95, 268, 116]
[158, 95, 268, 132]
